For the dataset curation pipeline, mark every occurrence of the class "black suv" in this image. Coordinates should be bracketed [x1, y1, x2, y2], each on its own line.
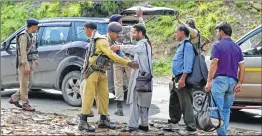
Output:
[1, 5, 177, 107]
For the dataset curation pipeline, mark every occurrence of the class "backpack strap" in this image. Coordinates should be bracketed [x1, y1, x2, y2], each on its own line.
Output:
[182, 39, 198, 56]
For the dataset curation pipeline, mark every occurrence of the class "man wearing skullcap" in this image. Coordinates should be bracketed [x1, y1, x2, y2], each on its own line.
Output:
[78, 22, 139, 132]
[109, 14, 133, 116]
[9, 18, 39, 111]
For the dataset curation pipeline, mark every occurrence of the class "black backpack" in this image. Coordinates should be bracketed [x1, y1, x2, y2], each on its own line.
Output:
[183, 40, 208, 88]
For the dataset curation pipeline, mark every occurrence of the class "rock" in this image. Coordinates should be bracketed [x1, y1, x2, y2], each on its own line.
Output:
[33, 118, 53, 122]
[14, 129, 29, 135]
[250, 8, 259, 13]
[21, 115, 31, 120]
[157, 131, 165, 135]
[63, 130, 75, 135]
[66, 118, 78, 125]
[108, 130, 120, 135]
[2, 129, 13, 134]
[6, 116, 19, 124]
[12, 109, 21, 113]
[251, 2, 262, 10]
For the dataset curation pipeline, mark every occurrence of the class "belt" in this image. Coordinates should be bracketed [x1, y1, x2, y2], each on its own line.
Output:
[91, 65, 106, 73]
[214, 74, 238, 81]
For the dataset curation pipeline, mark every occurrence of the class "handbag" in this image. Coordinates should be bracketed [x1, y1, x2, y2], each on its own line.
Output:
[196, 92, 224, 132]
[183, 40, 208, 87]
[135, 41, 153, 93]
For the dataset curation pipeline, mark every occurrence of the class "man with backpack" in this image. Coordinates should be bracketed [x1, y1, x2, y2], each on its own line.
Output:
[172, 25, 197, 135]
[9, 18, 39, 111]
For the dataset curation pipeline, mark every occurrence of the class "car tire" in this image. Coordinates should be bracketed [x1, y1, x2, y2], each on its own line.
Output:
[192, 88, 206, 115]
[61, 71, 82, 107]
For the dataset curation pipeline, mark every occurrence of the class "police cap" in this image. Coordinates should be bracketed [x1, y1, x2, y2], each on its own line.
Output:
[27, 18, 39, 27]
[108, 22, 122, 33]
[109, 14, 122, 22]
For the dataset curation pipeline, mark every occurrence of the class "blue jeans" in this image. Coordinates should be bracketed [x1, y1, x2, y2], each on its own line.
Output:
[210, 76, 237, 136]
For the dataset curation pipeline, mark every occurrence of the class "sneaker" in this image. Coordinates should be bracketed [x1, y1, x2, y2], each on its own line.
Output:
[164, 123, 180, 131]
[78, 120, 96, 132]
[9, 98, 22, 108]
[139, 125, 149, 132]
[114, 108, 124, 116]
[178, 129, 197, 135]
[98, 117, 116, 129]
[22, 104, 35, 111]
[121, 127, 138, 132]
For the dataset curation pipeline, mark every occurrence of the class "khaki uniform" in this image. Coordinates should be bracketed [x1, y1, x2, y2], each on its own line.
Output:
[108, 33, 132, 102]
[12, 31, 38, 104]
[113, 63, 132, 101]
[81, 33, 130, 116]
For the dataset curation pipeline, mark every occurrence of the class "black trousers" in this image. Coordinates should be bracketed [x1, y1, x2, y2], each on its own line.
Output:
[168, 80, 182, 123]
[177, 86, 197, 131]
[169, 76, 197, 131]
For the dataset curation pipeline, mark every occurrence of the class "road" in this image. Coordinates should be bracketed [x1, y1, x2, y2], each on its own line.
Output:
[1, 84, 261, 132]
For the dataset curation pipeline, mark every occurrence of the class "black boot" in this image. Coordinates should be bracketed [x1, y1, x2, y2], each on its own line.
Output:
[114, 101, 124, 116]
[78, 114, 96, 132]
[98, 115, 116, 129]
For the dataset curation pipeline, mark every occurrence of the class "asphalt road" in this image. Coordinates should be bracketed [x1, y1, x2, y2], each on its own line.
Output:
[1, 84, 261, 132]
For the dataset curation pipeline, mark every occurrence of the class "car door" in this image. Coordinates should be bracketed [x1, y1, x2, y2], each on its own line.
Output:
[1, 36, 19, 87]
[33, 22, 72, 88]
[236, 26, 262, 103]
[1, 26, 37, 88]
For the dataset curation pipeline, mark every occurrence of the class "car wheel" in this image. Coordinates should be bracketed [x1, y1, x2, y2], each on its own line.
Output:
[192, 89, 206, 115]
[61, 71, 82, 107]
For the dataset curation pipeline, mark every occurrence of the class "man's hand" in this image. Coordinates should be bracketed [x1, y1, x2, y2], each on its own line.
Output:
[111, 45, 120, 51]
[176, 13, 180, 20]
[127, 61, 139, 69]
[25, 64, 31, 75]
[137, 7, 143, 18]
[178, 79, 186, 89]
[205, 82, 212, 93]
[234, 83, 242, 93]
[175, 13, 183, 24]
[33, 60, 39, 68]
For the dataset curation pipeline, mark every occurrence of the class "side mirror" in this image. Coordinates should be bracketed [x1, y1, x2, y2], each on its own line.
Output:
[1, 42, 6, 51]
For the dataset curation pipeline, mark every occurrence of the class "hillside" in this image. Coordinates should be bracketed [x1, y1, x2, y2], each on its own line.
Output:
[1, 1, 261, 75]
[148, 1, 261, 58]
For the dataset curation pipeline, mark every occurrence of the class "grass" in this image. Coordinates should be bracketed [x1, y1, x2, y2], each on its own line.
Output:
[153, 57, 173, 76]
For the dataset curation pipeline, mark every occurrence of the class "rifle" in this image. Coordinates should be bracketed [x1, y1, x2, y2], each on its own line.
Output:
[80, 30, 97, 82]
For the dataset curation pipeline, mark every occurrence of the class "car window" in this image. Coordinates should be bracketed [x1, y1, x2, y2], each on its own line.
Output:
[7, 28, 42, 52]
[40, 26, 70, 46]
[241, 31, 262, 56]
[8, 37, 17, 52]
[74, 22, 108, 41]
